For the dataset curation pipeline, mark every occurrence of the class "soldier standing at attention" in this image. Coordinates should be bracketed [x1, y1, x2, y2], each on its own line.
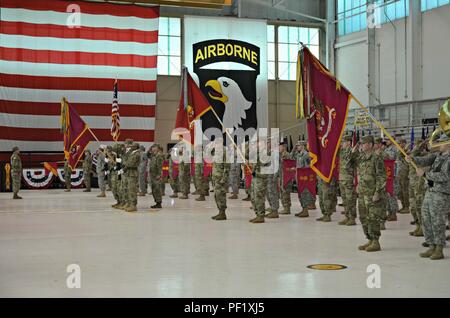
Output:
[178, 147, 191, 200]
[357, 135, 387, 252]
[10, 146, 22, 199]
[109, 144, 120, 208]
[82, 149, 92, 192]
[265, 140, 280, 219]
[120, 139, 134, 210]
[407, 138, 427, 237]
[194, 145, 207, 202]
[138, 145, 148, 196]
[64, 158, 72, 192]
[168, 148, 179, 198]
[407, 134, 450, 260]
[211, 140, 230, 221]
[123, 142, 140, 212]
[278, 141, 292, 215]
[96, 145, 107, 197]
[249, 140, 270, 224]
[159, 146, 167, 196]
[293, 141, 315, 218]
[397, 138, 410, 213]
[383, 138, 400, 221]
[373, 137, 388, 230]
[228, 146, 240, 199]
[148, 143, 164, 209]
[338, 135, 357, 226]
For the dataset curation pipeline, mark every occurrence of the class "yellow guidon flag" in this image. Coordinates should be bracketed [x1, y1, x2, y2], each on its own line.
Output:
[295, 50, 305, 119]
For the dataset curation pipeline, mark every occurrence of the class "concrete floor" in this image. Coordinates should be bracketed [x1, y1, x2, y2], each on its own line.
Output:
[0, 187, 449, 298]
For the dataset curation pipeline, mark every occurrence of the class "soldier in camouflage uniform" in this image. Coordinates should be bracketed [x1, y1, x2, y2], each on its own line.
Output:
[82, 149, 92, 192]
[64, 159, 72, 192]
[109, 144, 122, 208]
[356, 135, 387, 252]
[123, 142, 140, 212]
[242, 142, 252, 201]
[193, 145, 207, 202]
[397, 138, 410, 213]
[10, 146, 22, 199]
[119, 139, 134, 210]
[138, 145, 148, 196]
[250, 141, 270, 224]
[96, 145, 107, 197]
[374, 137, 388, 230]
[228, 149, 240, 199]
[211, 141, 230, 221]
[148, 143, 164, 208]
[317, 178, 334, 222]
[278, 141, 292, 215]
[178, 147, 191, 199]
[408, 139, 427, 237]
[292, 141, 315, 217]
[383, 139, 400, 221]
[168, 149, 179, 198]
[338, 135, 357, 226]
[159, 147, 166, 196]
[408, 134, 450, 260]
[265, 140, 280, 218]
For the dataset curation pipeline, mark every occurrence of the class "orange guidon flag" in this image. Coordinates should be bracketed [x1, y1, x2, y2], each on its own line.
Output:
[299, 46, 351, 182]
[174, 67, 212, 144]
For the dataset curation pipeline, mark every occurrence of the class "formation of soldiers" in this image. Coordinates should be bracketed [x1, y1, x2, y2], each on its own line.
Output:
[8, 133, 450, 259]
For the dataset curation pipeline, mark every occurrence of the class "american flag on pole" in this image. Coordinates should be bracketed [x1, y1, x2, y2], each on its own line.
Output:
[0, 0, 159, 151]
[111, 79, 120, 142]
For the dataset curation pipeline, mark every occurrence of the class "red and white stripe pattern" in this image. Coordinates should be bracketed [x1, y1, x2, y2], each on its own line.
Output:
[0, 0, 159, 151]
[111, 79, 120, 141]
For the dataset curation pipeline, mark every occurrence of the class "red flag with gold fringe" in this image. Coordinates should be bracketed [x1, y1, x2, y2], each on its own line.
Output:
[299, 47, 351, 182]
[297, 167, 317, 197]
[282, 159, 296, 188]
[384, 159, 395, 195]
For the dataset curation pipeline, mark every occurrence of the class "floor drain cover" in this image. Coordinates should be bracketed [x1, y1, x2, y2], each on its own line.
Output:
[307, 264, 347, 270]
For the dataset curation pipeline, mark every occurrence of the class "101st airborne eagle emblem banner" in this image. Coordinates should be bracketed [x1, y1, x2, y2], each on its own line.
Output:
[298, 47, 351, 182]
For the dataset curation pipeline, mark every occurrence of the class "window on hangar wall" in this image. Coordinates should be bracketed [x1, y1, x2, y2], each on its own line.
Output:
[267, 25, 320, 81]
[158, 17, 181, 76]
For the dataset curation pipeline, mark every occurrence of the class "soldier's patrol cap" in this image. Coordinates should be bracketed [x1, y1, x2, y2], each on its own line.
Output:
[375, 137, 383, 144]
[361, 135, 374, 144]
[12, 146, 19, 152]
[343, 135, 353, 142]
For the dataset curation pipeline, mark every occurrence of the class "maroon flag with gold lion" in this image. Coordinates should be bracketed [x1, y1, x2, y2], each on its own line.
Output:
[298, 47, 351, 182]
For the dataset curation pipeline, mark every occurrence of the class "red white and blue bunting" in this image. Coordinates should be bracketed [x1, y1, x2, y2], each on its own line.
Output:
[22, 169, 84, 190]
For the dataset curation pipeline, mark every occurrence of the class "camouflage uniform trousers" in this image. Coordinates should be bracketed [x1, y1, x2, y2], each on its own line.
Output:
[169, 176, 179, 194]
[358, 194, 384, 240]
[252, 174, 268, 217]
[97, 172, 106, 192]
[160, 177, 166, 195]
[339, 180, 357, 219]
[213, 170, 229, 211]
[265, 173, 279, 212]
[280, 180, 292, 209]
[396, 174, 410, 209]
[11, 171, 21, 195]
[120, 173, 128, 205]
[179, 163, 191, 196]
[386, 192, 399, 215]
[138, 168, 147, 194]
[150, 176, 162, 203]
[83, 169, 91, 190]
[318, 181, 333, 216]
[126, 169, 139, 207]
[195, 163, 207, 195]
[229, 163, 240, 194]
[64, 168, 71, 190]
[330, 179, 338, 212]
[409, 177, 425, 224]
[111, 172, 120, 202]
[421, 190, 450, 246]
[299, 189, 315, 208]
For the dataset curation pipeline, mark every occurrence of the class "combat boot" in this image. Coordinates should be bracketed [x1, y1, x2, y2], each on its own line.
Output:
[446, 235, 450, 242]
[266, 211, 279, 219]
[346, 218, 357, 226]
[242, 195, 251, 201]
[420, 245, 435, 258]
[111, 202, 119, 208]
[83, 189, 90, 192]
[64, 189, 71, 192]
[191, 190, 199, 195]
[169, 193, 178, 198]
[195, 195, 205, 201]
[228, 193, 238, 199]
[358, 241, 372, 250]
[295, 208, 309, 218]
[422, 242, 430, 247]
[279, 207, 291, 215]
[179, 194, 188, 199]
[316, 216, 324, 221]
[151, 203, 162, 209]
[338, 217, 349, 225]
[399, 207, 409, 214]
[212, 211, 226, 221]
[414, 226, 424, 237]
[365, 240, 381, 252]
[387, 214, 397, 221]
[430, 245, 444, 260]
[322, 215, 331, 222]
[250, 215, 265, 223]
[97, 191, 106, 198]
[13, 193, 22, 199]
[409, 225, 420, 236]
[126, 205, 137, 213]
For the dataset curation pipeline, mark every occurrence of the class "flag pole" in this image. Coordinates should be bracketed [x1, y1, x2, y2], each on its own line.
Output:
[351, 94, 418, 171]
[87, 126, 100, 142]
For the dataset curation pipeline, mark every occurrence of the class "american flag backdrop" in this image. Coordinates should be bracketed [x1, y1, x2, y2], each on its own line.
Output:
[0, 0, 159, 151]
